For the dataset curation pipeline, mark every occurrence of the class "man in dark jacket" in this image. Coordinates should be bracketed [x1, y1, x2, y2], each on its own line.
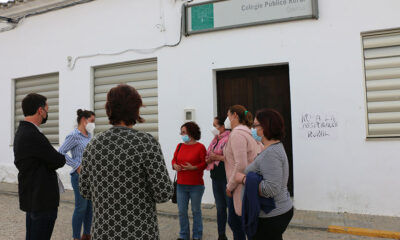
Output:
[13, 93, 66, 240]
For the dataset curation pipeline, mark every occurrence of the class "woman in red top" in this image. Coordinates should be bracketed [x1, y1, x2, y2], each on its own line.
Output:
[172, 121, 207, 240]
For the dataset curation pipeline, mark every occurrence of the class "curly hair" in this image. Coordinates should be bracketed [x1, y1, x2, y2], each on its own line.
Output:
[181, 121, 201, 140]
[105, 84, 144, 126]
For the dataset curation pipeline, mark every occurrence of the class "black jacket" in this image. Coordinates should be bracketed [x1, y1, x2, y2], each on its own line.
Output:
[13, 121, 66, 212]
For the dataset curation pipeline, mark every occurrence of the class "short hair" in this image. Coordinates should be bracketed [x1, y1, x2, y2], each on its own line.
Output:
[21, 93, 47, 117]
[214, 116, 225, 127]
[77, 109, 95, 125]
[181, 121, 201, 140]
[256, 108, 285, 141]
[229, 105, 253, 128]
[105, 84, 144, 126]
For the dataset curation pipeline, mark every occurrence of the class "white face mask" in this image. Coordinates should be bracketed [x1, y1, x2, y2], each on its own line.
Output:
[85, 122, 95, 134]
[211, 127, 219, 136]
[224, 117, 232, 130]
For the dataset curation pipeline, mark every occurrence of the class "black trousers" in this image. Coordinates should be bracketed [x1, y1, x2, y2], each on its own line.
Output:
[26, 209, 57, 240]
[227, 197, 246, 240]
[254, 208, 294, 240]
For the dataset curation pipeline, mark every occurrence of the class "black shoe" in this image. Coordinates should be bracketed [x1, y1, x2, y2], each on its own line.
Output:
[177, 238, 185, 240]
[218, 234, 228, 240]
[192, 239, 201, 240]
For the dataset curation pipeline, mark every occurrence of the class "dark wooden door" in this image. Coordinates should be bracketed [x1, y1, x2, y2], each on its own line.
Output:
[216, 64, 293, 195]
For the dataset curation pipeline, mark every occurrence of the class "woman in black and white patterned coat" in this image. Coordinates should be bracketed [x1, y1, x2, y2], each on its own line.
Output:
[80, 84, 173, 240]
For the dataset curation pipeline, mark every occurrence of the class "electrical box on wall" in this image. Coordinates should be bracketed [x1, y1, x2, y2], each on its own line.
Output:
[184, 109, 195, 122]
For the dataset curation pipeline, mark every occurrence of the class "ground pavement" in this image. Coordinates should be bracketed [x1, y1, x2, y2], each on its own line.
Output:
[1, 183, 398, 240]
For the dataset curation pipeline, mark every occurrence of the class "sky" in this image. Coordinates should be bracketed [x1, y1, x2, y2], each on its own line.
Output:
[0, 0, 13, 3]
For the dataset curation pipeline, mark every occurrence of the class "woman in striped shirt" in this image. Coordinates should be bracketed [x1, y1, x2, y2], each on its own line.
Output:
[59, 109, 96, 240]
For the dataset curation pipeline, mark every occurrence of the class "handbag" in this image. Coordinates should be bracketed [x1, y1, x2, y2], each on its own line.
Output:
[171, 143, 183, 204]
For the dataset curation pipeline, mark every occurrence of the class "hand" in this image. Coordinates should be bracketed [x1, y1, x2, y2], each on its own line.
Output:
[210, 152, 224, 162]
[209, 152, 218, 161]
[205, 156, 213, 164]
[76, 165, 81, 174]
[173, 164, 182, 171]
[182, 163, 196, 171]
[226, 189, 233, 198]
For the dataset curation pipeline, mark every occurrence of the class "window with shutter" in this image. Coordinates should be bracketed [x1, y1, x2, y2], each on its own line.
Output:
[363, 29, 400, 137]
[14, 73, 59, 143]
[93, 59, 158, 138]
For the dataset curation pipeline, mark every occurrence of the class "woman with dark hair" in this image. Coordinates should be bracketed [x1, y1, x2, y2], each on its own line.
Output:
[243, 108, 293, 240]
[206, 116, 230, 240]
[172, 121, 207, 240]
[223, 105, 262, 240]
[59, 109, 95, 240]
[79, 84, 173, 240]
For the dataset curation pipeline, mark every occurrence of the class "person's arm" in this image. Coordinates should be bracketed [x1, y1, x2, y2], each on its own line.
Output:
[194, 145, 207, 170]
[172, 144, 182, 171]
[79, 142, 93, 200]
[258, 149, 284, 198]
[226, 135, 247, 192]
[210, 134, 229, 162]
[32, 133, 66, 170]
[210, 154, 225, 162]
[145, 136, 173, 203]
[58, 134, 80, 171]
[206, 139, 214, 164]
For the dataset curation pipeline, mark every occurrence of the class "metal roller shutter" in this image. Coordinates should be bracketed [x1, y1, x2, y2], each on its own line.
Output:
[93, 59, 158, 138]
[14, 73, 59, 143]
[363, 29, 400, 137]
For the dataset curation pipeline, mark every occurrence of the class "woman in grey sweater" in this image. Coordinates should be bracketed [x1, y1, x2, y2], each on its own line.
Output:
[243, 108, 293, 240]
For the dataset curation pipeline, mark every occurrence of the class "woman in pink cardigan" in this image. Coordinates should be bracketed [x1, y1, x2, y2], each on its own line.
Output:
[223, 105, 262, 240]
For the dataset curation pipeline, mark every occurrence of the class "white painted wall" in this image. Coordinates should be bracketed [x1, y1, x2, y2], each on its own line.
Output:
[1, 0, 400, 217]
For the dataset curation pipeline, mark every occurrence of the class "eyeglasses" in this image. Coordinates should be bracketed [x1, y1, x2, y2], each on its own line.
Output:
[252, 124, 261, 128]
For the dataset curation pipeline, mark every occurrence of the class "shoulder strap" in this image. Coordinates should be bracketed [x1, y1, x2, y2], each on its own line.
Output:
[174, 143, 183, 181]
[177, 143, 183, 152]
[176, 143, 183, 165]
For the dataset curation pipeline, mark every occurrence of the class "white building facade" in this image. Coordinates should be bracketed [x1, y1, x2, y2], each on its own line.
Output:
[1, 0, 400, 217]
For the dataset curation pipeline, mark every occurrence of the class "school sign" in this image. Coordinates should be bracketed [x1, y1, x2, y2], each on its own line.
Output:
[185, 0, 319, 35]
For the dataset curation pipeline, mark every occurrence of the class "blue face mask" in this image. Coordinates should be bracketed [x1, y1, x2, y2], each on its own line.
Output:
[181, 135, 190, 143]
[251, 128, 262, 142]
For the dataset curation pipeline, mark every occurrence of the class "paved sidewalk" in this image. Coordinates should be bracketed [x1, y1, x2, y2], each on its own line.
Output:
[2, 182, 400, 239]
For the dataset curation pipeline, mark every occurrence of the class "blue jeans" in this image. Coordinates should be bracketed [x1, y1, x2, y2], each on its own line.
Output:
[212, 179, 228, 236]
[177, 184, 205, 240]
[228, 197, 246, 240]
[71, 172, 92, 239]
[26, 210, 57, 240]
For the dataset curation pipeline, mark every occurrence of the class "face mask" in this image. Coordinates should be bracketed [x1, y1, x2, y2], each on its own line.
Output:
[86, 122, 95, 133]
[252, 128, 262, 142]
[224, 117, 231, 129]
[41, 109, 48, 124]
[211, 127, 219, 136]
[181, 135, 190, 143]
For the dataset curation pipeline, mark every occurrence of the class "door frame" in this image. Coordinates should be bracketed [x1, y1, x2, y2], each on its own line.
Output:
[211, 62, 295, 195]
[212, 62, 290, 118]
